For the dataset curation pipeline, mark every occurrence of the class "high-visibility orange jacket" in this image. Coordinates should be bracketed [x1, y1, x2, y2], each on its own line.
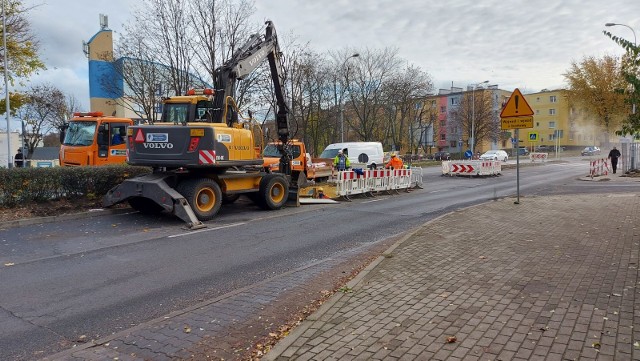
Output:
[386, 156, 403, 169]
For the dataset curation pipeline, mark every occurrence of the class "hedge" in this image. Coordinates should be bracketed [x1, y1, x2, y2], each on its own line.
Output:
[0, 165, 151, 207]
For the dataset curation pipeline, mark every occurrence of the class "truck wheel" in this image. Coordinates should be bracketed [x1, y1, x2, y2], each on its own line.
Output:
[258, 174, 289, 210]
[128, 197, 164, 214]
[177, 178, 222, 221]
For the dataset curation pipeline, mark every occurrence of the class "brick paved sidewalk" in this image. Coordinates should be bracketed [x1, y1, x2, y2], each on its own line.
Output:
[266, 193, 640, 360]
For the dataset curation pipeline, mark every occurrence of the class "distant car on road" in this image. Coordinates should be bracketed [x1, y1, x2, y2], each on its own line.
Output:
[581, 146, 601, 156]
[433, 151, 451, 161]
[479, 149, 509, 162]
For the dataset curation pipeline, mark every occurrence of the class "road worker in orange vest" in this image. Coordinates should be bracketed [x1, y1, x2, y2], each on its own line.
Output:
[385, 153, 404, 170]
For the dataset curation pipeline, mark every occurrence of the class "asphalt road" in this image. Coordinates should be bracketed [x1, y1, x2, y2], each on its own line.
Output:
[0, 157, 631, 360]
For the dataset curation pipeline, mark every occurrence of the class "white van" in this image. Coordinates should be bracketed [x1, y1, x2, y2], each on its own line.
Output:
[319, 142, 384, 169]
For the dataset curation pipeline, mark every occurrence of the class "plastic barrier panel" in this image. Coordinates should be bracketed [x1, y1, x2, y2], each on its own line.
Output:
[442, 161, 451, 175]
[444, 160, 501, 176]
[410, 167, 423, 188]
[530, 152, 548, 162]
[590, 158, 610, 178]
[392, 169, 412, 190]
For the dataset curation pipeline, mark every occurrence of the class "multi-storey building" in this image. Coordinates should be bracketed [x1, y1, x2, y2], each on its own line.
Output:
[424, 86, 605, 156]
[427, 85, 510, 155]
[522, 89, 602, 150]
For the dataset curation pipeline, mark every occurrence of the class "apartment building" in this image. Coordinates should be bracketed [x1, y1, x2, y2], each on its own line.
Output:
[522, 89, 602, 150]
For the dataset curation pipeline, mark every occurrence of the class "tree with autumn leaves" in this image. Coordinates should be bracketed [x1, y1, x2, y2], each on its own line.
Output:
[603, 30, 640, 137]
[563, 31, 640, 144]
[0, 0, 45, 114]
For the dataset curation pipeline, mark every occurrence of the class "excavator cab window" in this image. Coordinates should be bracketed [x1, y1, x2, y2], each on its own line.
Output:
[195, 100, 214, 122]
[164, 103, 189, 125]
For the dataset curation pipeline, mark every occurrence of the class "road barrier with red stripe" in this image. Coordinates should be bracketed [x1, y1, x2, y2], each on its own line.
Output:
[590, 158, 610, 178]
[333, 167, 421, 198]
[529, 152, 548, 162]
[442, 160, 501, 176]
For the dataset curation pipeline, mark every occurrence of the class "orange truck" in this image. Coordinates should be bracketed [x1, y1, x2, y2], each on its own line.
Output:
[59, 112, 134, 166]
[263, 140, 333, 182]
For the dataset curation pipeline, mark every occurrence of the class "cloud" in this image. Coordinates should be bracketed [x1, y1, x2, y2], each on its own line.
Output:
[14, 0, 640, 116]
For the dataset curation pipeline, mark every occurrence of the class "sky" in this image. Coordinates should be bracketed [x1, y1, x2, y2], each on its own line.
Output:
[11, 0, 640, 131]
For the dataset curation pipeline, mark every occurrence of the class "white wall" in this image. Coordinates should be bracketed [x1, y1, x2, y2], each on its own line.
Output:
[0, 131, 22, 168]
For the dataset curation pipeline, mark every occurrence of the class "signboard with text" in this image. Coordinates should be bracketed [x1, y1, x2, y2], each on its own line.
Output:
[500, 88, 534, 130]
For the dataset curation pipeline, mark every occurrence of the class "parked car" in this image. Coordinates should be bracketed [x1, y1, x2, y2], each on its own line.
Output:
[581, 146, 601, 156]
[518, 147, 529, 156]
[432, 151, 451, 161]
[479, 149, 509, 162]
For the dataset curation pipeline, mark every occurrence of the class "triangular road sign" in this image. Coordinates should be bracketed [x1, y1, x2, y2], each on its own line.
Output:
[134, 129, 145, 143]
[500, 88, 534, 118]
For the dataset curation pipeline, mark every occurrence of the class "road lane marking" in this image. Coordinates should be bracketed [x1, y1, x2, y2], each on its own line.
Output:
[168, 222, 246, 238]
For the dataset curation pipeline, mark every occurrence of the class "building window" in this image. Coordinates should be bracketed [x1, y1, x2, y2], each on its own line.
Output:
[549, 121, 556, 128]
[440, 106, 446, 113]
[550, 95, 557, 103]
[440, 120, 446, 128]
[536, 110, 540, 115]
[549, 109, 556, 115]
[536, 97, 540, 102]
[450, 97, 459, 106]
[450, 141, 457, 148]
[440, 134, 446, 141]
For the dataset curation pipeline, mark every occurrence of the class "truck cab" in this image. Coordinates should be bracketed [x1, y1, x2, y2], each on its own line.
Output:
[59, 112, 133, 166]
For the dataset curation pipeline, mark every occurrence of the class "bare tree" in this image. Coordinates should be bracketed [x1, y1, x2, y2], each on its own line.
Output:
[448, 89, 500, 152]
[17, 84, 67, 157]
[343, 48, 402, 142]
[381, 65, 433, 152]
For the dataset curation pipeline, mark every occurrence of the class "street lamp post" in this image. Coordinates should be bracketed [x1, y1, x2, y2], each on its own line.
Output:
[3, 0, 11, 168]
[340, 53, 359, 143]
[606, 22, 637, 169]
[470, 80, 489, 155]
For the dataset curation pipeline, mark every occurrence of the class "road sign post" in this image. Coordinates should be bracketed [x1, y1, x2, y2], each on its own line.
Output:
[500, 88, 535, 205]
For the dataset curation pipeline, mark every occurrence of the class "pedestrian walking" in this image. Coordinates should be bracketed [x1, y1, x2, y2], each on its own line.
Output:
[608, 146, 621, 174]
[333, 149, 350, 171]
[14, 148, 24, 168]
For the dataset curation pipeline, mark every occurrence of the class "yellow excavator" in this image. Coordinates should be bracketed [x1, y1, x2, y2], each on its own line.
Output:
[103, 21, 297, 229]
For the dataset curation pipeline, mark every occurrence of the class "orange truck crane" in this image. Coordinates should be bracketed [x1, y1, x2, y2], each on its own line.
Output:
[103, 21, 298, 229]
[59, 112, 133, 166]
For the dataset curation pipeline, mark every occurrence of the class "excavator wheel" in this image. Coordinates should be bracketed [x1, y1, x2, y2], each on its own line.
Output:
[176, 178, 222, 221]
[128, 197, 164, 215]
[257, 174, 289, 210]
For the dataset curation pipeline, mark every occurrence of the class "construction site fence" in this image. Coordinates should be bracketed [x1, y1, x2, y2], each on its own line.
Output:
[529, 152, 548, 162]
[441, 160, 502, 176]
[589, 158, 610, 178]
[334, 167, 422, 198]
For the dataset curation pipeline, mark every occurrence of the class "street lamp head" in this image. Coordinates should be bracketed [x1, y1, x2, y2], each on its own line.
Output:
[351, 53, 360, 58]
[605, 23, 617, 27]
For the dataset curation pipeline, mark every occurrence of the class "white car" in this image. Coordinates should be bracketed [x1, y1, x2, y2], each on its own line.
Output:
[479, 150, 508, 162]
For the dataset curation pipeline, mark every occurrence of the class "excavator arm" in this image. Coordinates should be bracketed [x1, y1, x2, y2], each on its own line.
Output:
[210, 20, 291, 174]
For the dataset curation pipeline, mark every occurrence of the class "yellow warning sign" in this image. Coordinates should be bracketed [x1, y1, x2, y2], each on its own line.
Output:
[501, 116, 533, 130]
[500, 88, 534, 118]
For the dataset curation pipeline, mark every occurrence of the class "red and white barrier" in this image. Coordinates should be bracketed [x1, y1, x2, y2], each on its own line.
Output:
[590, 158, 609, 178]
[529, 152, 548, 162]
[442, 160, 501, 176]
[334, 167, 418, 198]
